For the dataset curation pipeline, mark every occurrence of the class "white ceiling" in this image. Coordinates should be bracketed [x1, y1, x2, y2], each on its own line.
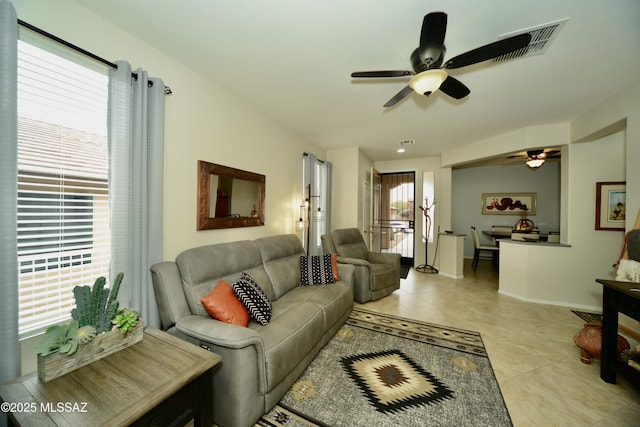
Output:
[73, 0, 640, 162]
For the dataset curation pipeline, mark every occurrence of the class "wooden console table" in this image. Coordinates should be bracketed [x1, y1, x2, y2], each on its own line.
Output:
[0, 328, 221, 426]
[597, 279, 640, 389]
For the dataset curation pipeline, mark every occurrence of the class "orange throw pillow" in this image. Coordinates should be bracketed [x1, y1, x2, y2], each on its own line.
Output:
[331, 253, 340, 281]
[200, 279, 249, 327]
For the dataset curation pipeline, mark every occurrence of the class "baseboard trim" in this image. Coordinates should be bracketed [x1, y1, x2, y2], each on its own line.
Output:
[438, 272, 464, 279]
[497, 289, 602, 312]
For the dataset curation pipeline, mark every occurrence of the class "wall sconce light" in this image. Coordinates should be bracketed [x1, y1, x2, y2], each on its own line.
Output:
[296, 201, 306, 231]
[298, 185, 325, 247]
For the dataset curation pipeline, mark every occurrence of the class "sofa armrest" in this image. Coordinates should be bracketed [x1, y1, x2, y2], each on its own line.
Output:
[368, 251, 401, 266]
[176, 315, 264, 350]
[150, 261, 192, 331]
[177, 315, 269, 399]
[336, 263, 355, 285]
[336, 256, 370, 267]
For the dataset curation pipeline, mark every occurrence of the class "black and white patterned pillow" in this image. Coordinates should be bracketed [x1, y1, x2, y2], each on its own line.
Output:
[233, 272, 271, 326]
[300, 254, 336, 286]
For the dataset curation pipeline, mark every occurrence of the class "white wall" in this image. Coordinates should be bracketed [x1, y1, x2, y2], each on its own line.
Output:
[442, 80, 640, 312]
[500, 131, 626, 309]
[441, 123, 570, 168]
[571, 81, 640, 230]
[452, 161, 561, 258]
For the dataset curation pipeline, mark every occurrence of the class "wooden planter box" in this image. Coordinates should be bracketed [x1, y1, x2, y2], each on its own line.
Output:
[37, 322, 144, 383]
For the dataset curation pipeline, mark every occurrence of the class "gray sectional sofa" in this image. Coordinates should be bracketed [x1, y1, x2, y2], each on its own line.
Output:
[150, 234, 355, 427]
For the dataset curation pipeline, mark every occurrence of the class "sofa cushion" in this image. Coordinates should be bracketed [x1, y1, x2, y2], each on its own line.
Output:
[200, 279, 250, 327]
[255, 235, 306, 299]
[177, 241, 275, 315]
[248, 300, 324, 391]
[330, 228, 369, 260]
[300, 254, 336, 285]
[279, 280, 352, 334]
[233, 272, 272, 326]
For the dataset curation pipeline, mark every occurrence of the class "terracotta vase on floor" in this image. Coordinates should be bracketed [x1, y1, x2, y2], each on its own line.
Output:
[574, 322, 630, 364]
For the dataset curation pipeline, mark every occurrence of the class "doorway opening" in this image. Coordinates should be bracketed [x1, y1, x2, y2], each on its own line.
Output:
[373, 171, 415, 265]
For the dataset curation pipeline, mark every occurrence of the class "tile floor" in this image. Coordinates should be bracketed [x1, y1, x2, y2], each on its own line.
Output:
[355, 259, 640, 427]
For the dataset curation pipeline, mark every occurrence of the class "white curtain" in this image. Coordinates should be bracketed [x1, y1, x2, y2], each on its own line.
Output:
[0, 0, 20, 392]
[302, 153, 332, 255]
[108, 61, 164, 329]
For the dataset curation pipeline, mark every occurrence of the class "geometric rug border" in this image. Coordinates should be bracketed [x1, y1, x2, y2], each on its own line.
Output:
[349, 307, 487, 357]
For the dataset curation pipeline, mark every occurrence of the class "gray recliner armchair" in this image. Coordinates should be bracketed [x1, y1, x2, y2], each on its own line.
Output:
[321, 228, 401, 303]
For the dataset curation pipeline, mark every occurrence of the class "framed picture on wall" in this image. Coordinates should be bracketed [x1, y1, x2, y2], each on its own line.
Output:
[482, 193, 536, 215]
[595, 181, 626, 231]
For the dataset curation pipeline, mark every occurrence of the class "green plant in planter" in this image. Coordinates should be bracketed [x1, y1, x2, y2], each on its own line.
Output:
[35, 321, 80, 356]
[75, 325, 97, 344]
[71, 272, 124, 334]
[112, 308, 140, 335]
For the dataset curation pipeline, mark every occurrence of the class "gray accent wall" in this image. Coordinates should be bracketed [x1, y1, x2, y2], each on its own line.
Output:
[452, 161, 561, 258]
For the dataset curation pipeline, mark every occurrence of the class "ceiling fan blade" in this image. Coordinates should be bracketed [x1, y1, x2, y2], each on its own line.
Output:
[383, 85, 413, 108]
[439, 75, 470, 99]
[418, 12, 447, 67]
[443, 33, 532, 69]
[351, 70, 414, 78]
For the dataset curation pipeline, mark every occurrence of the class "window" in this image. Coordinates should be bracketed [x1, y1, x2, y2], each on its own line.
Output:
[422, 172, 435, 243]
[17, 39, 110, 338]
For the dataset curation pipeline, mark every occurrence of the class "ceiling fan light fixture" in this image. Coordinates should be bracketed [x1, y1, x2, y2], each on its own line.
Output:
[409, 69, 448, 96]
[526, 158, 545, 169]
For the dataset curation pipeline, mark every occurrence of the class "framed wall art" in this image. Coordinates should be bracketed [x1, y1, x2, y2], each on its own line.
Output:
[482, 193, 536, 215]
[595, 181, 625, 231]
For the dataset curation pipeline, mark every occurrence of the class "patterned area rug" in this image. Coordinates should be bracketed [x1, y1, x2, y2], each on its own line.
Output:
[257, 308, 512, 427]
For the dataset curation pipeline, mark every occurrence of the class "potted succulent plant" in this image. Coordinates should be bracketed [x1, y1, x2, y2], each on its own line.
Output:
[35, 273, 143, 383]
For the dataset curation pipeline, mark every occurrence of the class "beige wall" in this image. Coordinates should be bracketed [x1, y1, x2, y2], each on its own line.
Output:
[327, 147, 363, 231]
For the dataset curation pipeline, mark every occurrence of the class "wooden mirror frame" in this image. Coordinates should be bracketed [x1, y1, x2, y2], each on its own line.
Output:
[197, 160, 265, 230]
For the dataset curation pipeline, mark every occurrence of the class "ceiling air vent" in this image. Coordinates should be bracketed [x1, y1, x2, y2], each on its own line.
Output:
[493, 17, 569, 63]
[399, 139, 415, 146]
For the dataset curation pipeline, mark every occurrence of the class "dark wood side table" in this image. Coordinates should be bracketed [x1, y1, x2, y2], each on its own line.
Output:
[597, 279, 640, 389]
[0, 328, 221, 426]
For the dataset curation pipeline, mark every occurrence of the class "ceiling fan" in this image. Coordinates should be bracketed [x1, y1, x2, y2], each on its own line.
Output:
[508, 149, 561, 169]
[351, 11, 532, 108]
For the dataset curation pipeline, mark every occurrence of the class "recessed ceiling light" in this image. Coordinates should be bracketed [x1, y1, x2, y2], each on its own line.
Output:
[397, 139, 414, 153]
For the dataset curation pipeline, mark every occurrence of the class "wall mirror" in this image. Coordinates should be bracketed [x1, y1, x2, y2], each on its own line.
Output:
[197, 160, 265, 230]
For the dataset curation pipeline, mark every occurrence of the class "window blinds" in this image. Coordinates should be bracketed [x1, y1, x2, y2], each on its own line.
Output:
[17, 40, 110, 337]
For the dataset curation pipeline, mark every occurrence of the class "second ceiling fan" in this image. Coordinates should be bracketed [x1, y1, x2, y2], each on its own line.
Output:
[351, 12, 532, 108]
